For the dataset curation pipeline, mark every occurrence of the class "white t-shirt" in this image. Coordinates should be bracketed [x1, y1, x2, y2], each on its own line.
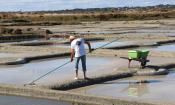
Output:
[71, 38, 86, 57]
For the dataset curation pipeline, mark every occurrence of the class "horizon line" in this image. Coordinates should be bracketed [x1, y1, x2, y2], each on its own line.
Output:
[0, 4, 174, 12]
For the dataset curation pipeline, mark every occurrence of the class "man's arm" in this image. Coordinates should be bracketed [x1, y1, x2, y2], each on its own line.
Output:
[85, 41, 92, 53]
[70, 48, 75, 62]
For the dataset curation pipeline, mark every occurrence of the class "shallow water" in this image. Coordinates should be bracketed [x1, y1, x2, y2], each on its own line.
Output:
[0, 53, 14, 58]
[0, 56, 120, 85]
[70, 71, 175, 104]
[89, 41, 131, 48]
[0, 95, 70, 105]
[135, 29, 175, 34]
[152, 44, 175, 52]
[53, 41, 133, 49]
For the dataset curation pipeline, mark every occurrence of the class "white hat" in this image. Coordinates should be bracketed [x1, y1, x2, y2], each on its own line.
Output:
[69, 36, 75, 40]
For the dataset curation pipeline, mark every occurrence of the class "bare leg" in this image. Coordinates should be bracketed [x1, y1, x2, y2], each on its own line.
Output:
[81, 55, 87, 79]
[76, 70, 78, 78]
[128, 59, 131, 68]
[75, 57, 80, 80]
[83, 71, 87, 79]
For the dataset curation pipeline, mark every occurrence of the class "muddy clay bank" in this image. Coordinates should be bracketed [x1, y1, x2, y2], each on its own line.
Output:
[0, 31, 175, 65]
[0, 50, 173, 66]
[0, 84, 162, 105]
[68, 70, 175, 105]
[0, 63, 173, 105]
[0, 47, 174, 104]
[1, 39, 175, 65]
[0, 45, 70, 65]
[49, 68, 168, 91]
[0, 52, 70, 65]
[48, 56, 175, 90]
[1, 19, 175, 105]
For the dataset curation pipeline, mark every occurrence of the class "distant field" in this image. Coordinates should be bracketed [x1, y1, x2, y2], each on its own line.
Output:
[0, 6, 175, 25]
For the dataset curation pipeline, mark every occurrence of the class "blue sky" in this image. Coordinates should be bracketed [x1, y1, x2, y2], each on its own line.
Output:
[0, 0, 175, 11]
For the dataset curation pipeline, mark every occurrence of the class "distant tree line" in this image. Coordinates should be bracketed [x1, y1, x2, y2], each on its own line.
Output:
[0, 4, 174, 14]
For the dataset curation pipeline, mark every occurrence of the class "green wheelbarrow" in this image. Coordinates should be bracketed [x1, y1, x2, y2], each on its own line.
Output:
[121, 50, 150, 68]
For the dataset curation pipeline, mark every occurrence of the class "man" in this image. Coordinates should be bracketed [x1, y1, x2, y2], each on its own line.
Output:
[69, 36, 92, 80]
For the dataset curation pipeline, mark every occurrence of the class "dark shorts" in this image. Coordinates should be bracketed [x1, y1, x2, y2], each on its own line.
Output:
[75, 55, 86, 71]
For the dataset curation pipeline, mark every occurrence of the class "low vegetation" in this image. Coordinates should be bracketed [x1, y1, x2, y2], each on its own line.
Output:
[0, 4, 174, 26]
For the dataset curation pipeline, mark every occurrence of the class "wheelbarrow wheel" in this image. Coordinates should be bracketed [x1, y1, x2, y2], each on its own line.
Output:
[140, 59, 147, 69]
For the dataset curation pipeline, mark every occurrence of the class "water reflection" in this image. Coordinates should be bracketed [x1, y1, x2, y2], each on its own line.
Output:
[103, 79, 161, 97]
[70, 73, 175, 104]
[122, 82, 149, 97]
